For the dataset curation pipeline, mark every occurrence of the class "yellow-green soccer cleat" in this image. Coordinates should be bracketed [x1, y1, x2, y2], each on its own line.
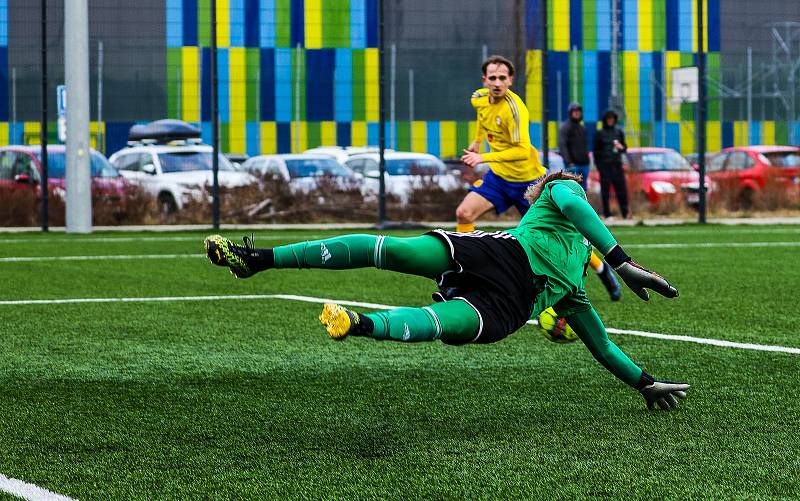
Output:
[204, 234, 256, 278]
[319, 303, 360, 340]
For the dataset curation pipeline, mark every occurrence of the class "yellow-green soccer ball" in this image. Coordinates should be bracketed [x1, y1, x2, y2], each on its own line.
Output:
[537, 307, 578, 344]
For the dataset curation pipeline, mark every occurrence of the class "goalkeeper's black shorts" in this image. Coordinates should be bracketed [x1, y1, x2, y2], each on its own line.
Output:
[428, 229, 545, 344]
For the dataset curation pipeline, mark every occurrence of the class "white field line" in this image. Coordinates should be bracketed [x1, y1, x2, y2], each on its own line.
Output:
[0, 235, 328, 244]
[1, 293, 798, 355]
[0, 473, 77, 501]
[2, 240, 800, 263]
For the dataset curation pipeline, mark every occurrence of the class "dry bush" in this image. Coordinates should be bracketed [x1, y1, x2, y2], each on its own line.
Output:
[0, 187, 40, 226]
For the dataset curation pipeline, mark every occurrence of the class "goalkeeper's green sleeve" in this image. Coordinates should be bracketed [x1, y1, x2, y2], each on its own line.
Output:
[565, 307, 642, 387]
[549, 183, 618, 254]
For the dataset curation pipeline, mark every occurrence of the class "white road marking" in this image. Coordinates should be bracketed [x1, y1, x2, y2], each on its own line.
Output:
[1, 293, 798, 355]
[0, 473, 78, 501]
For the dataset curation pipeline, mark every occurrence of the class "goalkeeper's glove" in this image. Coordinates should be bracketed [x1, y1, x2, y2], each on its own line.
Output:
[636, 371, 690, 410]
[604, 245, 678, 301]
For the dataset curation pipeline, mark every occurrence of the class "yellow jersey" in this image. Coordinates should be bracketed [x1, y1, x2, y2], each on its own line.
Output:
[471, 88, 545, 182]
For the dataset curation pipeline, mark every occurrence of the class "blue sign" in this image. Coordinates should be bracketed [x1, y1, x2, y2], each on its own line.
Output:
[57, 85, 66, 117]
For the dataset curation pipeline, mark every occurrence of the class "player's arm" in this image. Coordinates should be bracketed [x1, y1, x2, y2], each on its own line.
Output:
[562, 305, 690, 410]
[549, 183, 678, 300]
[468, 120, 486, 152]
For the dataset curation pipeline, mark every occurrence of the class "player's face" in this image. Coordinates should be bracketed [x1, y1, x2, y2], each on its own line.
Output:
[483, 63, 513, 100]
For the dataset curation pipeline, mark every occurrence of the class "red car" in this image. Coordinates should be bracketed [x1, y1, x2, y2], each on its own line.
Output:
[0, 145, 128, 201]
[589, 147, 703, 208]
[706, 145, 800, 207]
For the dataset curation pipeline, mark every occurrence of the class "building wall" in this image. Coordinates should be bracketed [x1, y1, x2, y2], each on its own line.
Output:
[0, 0, 799, 156]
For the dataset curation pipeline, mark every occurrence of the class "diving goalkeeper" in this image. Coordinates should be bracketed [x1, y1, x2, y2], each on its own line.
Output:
[204, 172, 689, 411]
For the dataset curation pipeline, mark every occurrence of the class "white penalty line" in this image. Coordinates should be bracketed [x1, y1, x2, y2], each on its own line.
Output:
[1, 293, 798, 356]
[0, 473, 77, 501]
[3, 240, 800, 263]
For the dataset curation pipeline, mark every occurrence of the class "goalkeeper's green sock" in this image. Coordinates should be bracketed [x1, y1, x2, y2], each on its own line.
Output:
[360, 300, 479, 344]
[270, 234, 451, 278]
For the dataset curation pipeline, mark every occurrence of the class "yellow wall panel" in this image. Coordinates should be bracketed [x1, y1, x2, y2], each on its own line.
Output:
[623, 51, 640, 146]
[733, 121, 747, 147]
[0, 123, 8, 146]
[228, 48, 246, 153]
[762, 121, 775, 145]
[217, 0, 230, 47]
[680, 123, 694, 155]
[260, 122, 277, 154]
[411, 121, 427, 153]
[304, 0, 322, 49]
[706, 121, 720, 153]
[638, 0, 653, 52]
[552, 1, 570, 51]
[525, 50, 542, 119]
[351, 121, 367, 147]
[364, 49, 379, 122]
[181, 47, 200, 122]
[320, 121, 337, 145]
[439, 121, 457, 158]
[665, 51, 681, 122]
[548, 121, 557, 149]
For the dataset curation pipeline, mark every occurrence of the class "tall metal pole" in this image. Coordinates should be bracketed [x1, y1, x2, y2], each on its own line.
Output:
[294, 43, 301, 152]
[377, 0, 387, 224]
[11, 67, 16, 143]
[747, 47, 753, 144]
[390, 43, 396, 150]
[65, 0, 92, 233]
[571, 45, 578, 103]
[40, 0, 48, 232]
[408, 68, 414, 146]
[97, 40, 104, 153]
[556, 70, 563, 122]
[696, 0, 707, 223]
[211, 0, 220, 229]
[610, 0, 620, 110]
[541, 0, 549, 169]
[662, 50, 667, 147]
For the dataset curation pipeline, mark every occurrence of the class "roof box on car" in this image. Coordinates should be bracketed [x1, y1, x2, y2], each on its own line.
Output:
[128, 119, 201, 143]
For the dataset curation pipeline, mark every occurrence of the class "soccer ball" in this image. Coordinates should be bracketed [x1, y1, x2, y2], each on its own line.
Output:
[537, 307, 578, 344]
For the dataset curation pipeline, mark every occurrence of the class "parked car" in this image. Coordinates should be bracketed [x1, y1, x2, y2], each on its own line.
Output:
[706, 145, 800, 207]
[344, 151, 460, 203]
[224, 152, 250, 170]
[242, 153, 359, 193]
[589, 147, 706, 208]
[0, 145, 128, 202]
[305, 146, 394, 165]
[109, 120, 256, 213]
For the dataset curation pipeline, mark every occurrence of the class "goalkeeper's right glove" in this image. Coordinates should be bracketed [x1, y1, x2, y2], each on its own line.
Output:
[636, 371, 691, 410]
[604, 245, 679, 301]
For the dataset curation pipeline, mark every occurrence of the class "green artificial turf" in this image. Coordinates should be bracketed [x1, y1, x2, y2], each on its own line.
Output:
[1, 225, 799, 499]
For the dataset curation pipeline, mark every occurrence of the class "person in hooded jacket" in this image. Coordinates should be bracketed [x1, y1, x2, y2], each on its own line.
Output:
[593, 110, 630, 219]
[558, 103, 591, 190]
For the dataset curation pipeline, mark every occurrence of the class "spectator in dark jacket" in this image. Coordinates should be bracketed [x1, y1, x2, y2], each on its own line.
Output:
[593, 110, 630, 219]
[557, 102, 590, 190]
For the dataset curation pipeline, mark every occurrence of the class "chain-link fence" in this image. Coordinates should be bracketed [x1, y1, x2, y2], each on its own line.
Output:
[2, 1, 800, 225]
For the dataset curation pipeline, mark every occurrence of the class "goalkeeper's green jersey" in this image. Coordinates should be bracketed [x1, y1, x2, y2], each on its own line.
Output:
[506, 179, 618, 317]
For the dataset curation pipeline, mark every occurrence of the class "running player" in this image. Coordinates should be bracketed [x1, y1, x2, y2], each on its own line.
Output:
[204, 172, 689, 411]
[460, 55, 622, 301]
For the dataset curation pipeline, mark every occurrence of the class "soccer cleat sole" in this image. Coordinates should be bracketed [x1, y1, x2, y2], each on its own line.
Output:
[319, 303, 353, 340]
[203, 234, 254, 278]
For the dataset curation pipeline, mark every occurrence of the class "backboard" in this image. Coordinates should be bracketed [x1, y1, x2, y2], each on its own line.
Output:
[671, 66, 699, 103]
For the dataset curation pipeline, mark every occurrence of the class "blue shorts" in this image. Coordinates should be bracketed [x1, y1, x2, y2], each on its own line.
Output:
[469, 169, 543, 216]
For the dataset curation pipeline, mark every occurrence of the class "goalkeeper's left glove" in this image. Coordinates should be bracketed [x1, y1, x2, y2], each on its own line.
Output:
[636, 371, 691, 410]
[604, 245, 679, 301]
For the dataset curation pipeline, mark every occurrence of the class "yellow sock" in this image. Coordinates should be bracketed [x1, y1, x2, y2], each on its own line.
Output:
[589, 251, 603, 272]
[456, 223, 475, 233]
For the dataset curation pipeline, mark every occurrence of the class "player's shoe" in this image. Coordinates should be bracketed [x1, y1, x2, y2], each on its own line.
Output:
[319, 303, 360, 340]
[204, 234, 257, 278]
[598, 262, 623, 301]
